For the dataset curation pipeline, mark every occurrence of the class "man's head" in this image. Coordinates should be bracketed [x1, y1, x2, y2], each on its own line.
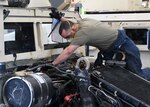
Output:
[59, 21, 77, 39]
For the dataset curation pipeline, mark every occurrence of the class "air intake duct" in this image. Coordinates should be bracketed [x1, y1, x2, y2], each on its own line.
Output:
[3, 72, 54, 107]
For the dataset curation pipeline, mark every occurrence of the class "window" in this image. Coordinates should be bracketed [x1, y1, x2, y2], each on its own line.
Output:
[42, 20, 70, 50]
[42, 19, 68, 43]
[4, 23, 35, 55]
[125, 29, 148, 45]
[142, 0, 149, 8]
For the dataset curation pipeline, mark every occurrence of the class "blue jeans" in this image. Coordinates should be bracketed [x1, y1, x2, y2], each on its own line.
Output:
[96, 30, 150, 80]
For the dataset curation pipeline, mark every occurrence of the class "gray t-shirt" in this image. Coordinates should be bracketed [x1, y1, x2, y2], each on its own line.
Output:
[70, 18, 118, 51]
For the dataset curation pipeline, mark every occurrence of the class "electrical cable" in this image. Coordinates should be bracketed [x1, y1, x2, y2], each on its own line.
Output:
[91, 72, 124, 107]
[88, 85, 123, 107]
[88, 86, 106, 107]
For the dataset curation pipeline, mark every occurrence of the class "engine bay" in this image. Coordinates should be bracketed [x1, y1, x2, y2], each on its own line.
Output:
[0, 54, 150, 107]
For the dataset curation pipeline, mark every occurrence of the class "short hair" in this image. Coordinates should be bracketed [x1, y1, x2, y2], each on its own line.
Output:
[59, 21, 73, 35]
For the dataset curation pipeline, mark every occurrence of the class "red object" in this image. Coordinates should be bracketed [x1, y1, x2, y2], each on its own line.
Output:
[64, 93, 78, 103]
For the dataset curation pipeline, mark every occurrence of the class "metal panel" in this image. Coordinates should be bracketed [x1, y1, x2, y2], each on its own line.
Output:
[49, 0, 64, 8]
[6, 8, 35, 17]
[147, 29, 150, 49]
[82, 13, 150, 22]
[27, 0, 51, 8]
[0, 8, 82, 62]
[0, 7, 4, 56]
[81, 0, 143, 11]
[0, 0, 8, 6]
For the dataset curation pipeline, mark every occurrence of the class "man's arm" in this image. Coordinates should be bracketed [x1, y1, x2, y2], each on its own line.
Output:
[52, 44, 79, 65]
[60, 17, 67, 22]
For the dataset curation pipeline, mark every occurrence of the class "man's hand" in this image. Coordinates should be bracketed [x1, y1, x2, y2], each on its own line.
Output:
[49, 7, 65, 20]
[52, 45, 79, 65]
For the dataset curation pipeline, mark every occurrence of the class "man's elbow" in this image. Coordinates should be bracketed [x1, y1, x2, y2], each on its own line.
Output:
[65, 45, 79, 56]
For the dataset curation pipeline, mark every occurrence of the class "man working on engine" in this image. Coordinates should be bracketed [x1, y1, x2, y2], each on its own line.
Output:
[50, 8, 150, 81]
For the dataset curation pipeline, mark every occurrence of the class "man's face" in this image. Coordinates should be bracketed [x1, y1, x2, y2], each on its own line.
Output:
[61, 27, 76, 39]
[61, 29, 72, 39]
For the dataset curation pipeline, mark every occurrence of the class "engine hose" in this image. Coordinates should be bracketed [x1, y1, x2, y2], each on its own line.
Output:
[51, 80, 72, 105]
[91, 72, 124, 107]
[97, 90, 119, 107]
[88, 86, 105, 107]
[49, 73, 71, 80]
[88, 86, 123, 107]
[26, 63, 89, 80]
[88, 85, 106, 107]
[114, 92, 124, 107]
